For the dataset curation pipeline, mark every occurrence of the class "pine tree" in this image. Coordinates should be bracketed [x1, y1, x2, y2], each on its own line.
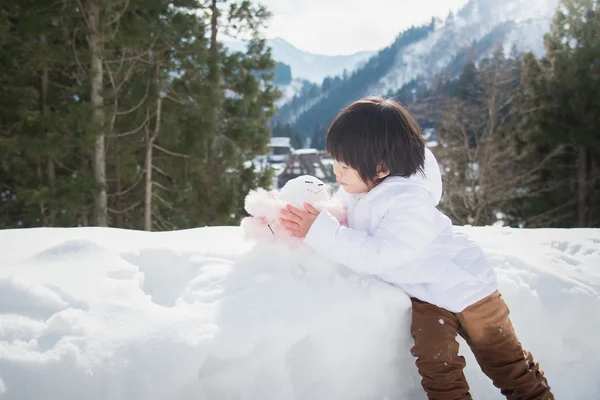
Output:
[310, 123, 325, 150]
[290, 132, 303, 150]
[272, 122, 303, 149]
[0, 0, 279, 230]
[69, 0, 135, 226]
[513, 0, 600, 227]
[0, 0, 96, 228]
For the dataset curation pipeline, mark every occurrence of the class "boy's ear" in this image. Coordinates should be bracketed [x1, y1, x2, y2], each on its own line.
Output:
[376, 163, 390, 180]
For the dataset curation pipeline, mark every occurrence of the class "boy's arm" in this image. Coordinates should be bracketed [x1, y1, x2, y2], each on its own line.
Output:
[303, 200, 448, 283]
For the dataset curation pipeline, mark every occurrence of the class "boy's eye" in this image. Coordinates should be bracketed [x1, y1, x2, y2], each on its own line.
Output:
[334, 161, 349, 170]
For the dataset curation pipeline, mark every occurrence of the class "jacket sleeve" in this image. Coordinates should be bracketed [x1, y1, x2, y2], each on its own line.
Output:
[303, 198, 449, 283]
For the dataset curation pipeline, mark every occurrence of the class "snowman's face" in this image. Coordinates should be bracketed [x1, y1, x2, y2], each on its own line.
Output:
[303, 178, 324, 195]
[279, 175, 329, 207]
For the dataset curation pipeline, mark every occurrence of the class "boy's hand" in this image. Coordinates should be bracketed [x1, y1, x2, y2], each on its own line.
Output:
[280, 203, 320, 238]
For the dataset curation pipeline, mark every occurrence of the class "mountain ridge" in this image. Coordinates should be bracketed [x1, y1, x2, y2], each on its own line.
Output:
[222, 36, 377, 84]
[274, 0, 560, 135]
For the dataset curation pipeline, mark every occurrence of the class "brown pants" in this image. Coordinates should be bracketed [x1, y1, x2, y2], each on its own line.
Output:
[410, 291, 553, 400]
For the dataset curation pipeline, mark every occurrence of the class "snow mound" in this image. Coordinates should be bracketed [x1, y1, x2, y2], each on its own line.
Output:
[0, 226, 599, 399]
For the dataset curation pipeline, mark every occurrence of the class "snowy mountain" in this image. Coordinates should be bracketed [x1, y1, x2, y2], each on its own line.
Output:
[369, 0, 558, 95]
[223, 37, 376, 84]
[275, 0, 560, 134]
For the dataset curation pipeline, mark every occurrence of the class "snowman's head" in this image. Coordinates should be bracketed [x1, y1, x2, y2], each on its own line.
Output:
[278, 175, 330, 208]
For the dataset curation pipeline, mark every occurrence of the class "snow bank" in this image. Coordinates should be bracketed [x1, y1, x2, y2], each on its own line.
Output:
[0, 226, 599, 399]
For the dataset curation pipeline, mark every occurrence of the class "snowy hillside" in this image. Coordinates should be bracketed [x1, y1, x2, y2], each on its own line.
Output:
[369, 0, 559, 95]
[223, 37, 376, 83]
[276, 78, 310, 107]
[1, 226, 599, 399]
[275, 0, 560, 132]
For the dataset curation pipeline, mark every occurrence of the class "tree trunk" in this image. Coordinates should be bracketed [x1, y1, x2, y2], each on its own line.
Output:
[81, 211, 89, 227]
[210, 0, 219, 57]
[88, 0, 108, 226]
[41, 35, 56, 225]
[46, 158, 56, 226]
[487, 61, 498, 138]
[144, 120, 154, 231]
[206, 0, 220, 163]
[588, 151, 596, 226]
[577, 145, 588, 227]
[114, 144, 124, 228]
[144, 76, 163, 231]
[36, 159, 47, 226]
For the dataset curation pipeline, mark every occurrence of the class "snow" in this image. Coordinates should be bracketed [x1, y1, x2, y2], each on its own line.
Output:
[223, 37, 375, 84]
[422, 128, 435, 140]
[501, 16, 554, 56]
[293, 149, 319, 155]
[369, 0, 560, 95]
[1, 226, 599, 399]
[269, 137, 292, 148]
[287, 92, 327, 124]
[276, 79, 309, 108]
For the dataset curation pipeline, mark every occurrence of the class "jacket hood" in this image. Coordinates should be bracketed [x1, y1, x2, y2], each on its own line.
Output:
[335, 148, 443, 207]
[364, 148, 442, 206]
[405, 148, 442, 206]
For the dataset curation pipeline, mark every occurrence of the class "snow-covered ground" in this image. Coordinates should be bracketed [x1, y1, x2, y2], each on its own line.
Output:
[0, 226, 599, 399]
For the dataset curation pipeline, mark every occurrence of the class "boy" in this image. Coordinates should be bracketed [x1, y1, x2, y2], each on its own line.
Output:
[279, 97, 553, 400]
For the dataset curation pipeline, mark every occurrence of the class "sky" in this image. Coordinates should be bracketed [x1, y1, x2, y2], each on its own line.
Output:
[258, 0, 469, 55]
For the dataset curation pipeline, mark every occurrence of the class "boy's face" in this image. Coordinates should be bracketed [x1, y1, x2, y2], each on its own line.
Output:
[332, 161, 374, 194]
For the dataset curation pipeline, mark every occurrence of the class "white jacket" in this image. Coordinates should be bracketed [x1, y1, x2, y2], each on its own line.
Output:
[304, 149, 497, 313]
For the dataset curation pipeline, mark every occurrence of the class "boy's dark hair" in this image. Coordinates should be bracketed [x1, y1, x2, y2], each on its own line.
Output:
[325, 96, 426, 184]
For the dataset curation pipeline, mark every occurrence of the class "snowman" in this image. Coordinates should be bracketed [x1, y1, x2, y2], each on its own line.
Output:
[241, 175, 347, 243]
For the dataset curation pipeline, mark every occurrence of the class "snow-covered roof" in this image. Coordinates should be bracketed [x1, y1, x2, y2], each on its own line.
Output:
[293, 148, 319, 155]
[269, 137, 291, 147]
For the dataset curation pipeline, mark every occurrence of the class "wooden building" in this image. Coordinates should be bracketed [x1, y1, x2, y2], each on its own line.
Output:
[277, 149, 335, 188]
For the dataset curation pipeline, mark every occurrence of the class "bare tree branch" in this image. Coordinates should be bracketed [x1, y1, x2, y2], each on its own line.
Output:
[152, 180, 173, 193]
[110, 112, 151, 137]
[108, 200, 140, 214]
[109, 172, 144, 197]
[153, 144, 190, 158]
[115, 81, 151, 116]
[152, 164, 173, 179]
[153, 192, 176, 211]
